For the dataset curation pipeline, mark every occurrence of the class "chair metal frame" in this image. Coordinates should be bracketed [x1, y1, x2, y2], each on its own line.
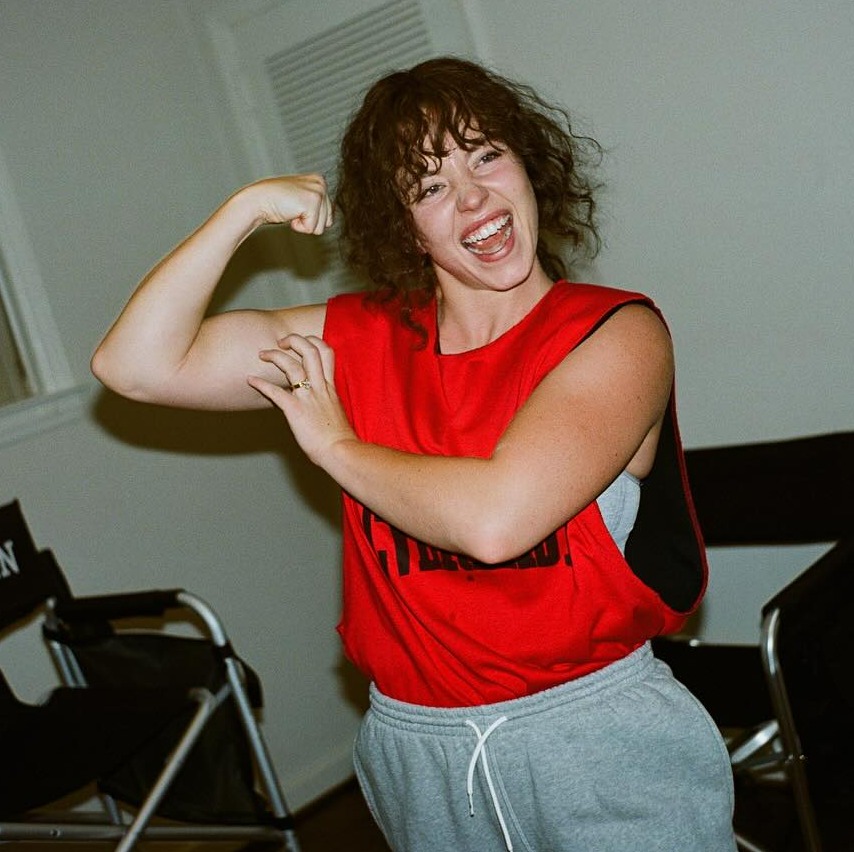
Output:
[0, 501, 301, 851]
[759, 606, 822, 852]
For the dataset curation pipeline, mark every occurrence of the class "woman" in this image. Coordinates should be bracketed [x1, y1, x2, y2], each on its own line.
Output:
[92, 57, 736, 851]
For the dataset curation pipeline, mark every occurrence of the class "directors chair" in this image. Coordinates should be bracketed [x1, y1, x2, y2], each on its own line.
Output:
[0, 499, 300, 851]
[654, 432, 854, 852]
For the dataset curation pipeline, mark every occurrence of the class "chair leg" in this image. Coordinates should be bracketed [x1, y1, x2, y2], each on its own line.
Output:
[735, 831, 770, 852]
[100, 791, 125, 826]
[114, 686, 226, 852]
[788, 756, 823, 852]
[762, 609, 824, 852]
[224, 656, 301, 852]
[730, 720, 780, 768]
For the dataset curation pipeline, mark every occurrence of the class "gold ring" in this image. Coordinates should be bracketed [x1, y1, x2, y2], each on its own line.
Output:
[289, 379, 311, 392]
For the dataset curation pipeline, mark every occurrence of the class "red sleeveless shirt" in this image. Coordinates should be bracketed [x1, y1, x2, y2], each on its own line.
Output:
[324, 281, 706, 707]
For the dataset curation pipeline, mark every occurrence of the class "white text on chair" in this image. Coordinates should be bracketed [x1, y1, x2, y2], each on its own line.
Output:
[0, 540, 20, 578]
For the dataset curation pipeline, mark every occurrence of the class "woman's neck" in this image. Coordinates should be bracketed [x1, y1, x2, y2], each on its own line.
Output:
[436, 274, 554, 354]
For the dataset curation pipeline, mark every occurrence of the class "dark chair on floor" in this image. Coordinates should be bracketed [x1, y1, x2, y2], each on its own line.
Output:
[653, 432, 854, 852]
[0, 499, 300, 851]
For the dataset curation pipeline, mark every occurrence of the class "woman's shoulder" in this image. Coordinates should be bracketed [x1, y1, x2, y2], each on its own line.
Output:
[323, 290, 427, 346]
[325, 290, 396, 326]
[533, 281, 658, 339]
[551, 280, 654, 311]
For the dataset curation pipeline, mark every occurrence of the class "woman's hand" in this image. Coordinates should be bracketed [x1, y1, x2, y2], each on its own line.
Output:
[249, 174, 334, 235]
[248, 334, 358, 465]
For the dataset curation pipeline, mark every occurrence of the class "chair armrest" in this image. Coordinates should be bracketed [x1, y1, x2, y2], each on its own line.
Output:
[52, 589, 185, 623]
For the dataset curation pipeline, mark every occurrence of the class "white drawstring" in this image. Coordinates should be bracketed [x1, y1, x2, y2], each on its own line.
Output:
[465, 716, 512, 851]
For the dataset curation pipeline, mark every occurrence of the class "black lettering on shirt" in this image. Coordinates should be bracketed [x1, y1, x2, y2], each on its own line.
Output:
[361, 507, 572, 578]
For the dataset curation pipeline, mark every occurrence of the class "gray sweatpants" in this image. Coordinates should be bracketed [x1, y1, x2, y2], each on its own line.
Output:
[353, 643, 737, 852]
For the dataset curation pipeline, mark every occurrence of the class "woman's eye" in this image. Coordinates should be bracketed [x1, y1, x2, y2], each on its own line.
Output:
[479, 149, 502, 165]
[418, 183, 442, 200]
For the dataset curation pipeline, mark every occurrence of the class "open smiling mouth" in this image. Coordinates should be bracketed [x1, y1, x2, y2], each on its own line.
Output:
[461, 214, 513, 256]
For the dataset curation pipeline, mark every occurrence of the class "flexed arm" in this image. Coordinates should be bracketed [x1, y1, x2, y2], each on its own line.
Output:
[91, 175, 333, 410]
[249, 305, 674, 562]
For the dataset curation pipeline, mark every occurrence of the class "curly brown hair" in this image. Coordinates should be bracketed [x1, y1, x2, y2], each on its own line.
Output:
[335, 56, 602, 315]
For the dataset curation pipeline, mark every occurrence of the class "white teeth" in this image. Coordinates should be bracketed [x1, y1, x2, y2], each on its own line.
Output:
[462, 214, 511, 246]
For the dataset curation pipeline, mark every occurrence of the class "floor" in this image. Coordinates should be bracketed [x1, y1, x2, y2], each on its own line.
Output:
[225, 776, 853, 851]
[0, 780, 388, 852]
[6, 775, 852, 850]
[291, 779, 388, 852]
[733, 777, 854, 852]
[297, 776, 854, 852]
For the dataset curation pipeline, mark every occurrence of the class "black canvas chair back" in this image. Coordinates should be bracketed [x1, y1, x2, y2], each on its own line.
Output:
[0, 499, 300, 851]
[0, 500, 70, 629]
[654, 432, 854, 852]
[684, 432, 854, 546]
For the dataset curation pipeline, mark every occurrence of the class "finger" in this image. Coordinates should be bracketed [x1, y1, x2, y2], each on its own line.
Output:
[289, 209, 321, 235]
[290, 199, 330, 235]
[307, 336, 336, 381]
[278, 334, 328, 383]
[247, 374, 292, 408]
[258, 347, 303, 373]
[304, 193, 333, 235]
[258, 347, 306, 387]
[286, 176, 330, 235]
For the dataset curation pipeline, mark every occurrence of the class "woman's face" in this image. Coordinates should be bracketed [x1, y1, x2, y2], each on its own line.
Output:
[406, 135, 546, 297]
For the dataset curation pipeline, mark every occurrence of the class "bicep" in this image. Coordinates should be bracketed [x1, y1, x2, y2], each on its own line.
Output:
[170, 303, 327, 410]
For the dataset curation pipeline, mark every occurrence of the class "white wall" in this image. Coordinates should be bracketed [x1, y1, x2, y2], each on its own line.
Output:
[0, 0, 851, 811]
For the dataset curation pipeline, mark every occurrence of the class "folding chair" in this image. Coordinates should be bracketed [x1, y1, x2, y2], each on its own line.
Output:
[652, 432, 854, 852]
[0, 499, 300, 851]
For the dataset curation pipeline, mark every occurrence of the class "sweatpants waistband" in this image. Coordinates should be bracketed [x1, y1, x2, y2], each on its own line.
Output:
[368, 642, 655, 732]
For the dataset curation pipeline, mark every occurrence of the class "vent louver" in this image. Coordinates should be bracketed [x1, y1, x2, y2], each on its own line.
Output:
[264, 0, 433, 184]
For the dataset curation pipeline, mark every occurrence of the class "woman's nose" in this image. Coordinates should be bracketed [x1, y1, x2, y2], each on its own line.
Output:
[456, 179, 488, 212]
